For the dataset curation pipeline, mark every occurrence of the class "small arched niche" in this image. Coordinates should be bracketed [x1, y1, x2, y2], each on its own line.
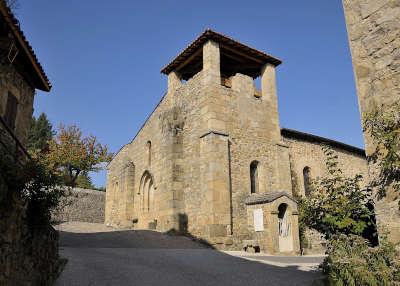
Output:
[146, 141, 152, 166]
[250, 161, 259, 194]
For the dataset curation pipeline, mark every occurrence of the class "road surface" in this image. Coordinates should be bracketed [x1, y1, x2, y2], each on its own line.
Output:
[54, 222, 323, 286]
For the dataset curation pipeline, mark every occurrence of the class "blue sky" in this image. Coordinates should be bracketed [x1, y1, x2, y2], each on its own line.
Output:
[18, 0, 362, 188]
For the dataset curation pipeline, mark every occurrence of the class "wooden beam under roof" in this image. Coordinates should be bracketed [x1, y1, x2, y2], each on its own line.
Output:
[161, 29, 281, 75]
[175, 47, 202, 74]
[220, 44, 264, 64]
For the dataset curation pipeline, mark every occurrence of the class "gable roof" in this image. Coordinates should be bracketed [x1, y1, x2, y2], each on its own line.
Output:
[0, 2, 51, 91]
[245, 191, 296, 205]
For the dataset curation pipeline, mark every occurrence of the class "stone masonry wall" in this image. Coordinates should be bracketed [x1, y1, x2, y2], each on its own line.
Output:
[343, 0, 400, 243]
[52, 187, 106, 223]
[105, 72, 198, 230]
[283, 136, 369, 197]
[212, 72, 292, 250]
[0, 62, 35, 146]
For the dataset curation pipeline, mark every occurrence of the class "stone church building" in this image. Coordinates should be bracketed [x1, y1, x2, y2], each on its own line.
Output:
[105, 30, 368, 254]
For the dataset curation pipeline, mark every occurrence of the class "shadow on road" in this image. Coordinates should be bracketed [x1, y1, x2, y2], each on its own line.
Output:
[59, 229, 210, 249]
[56, 228, 324, 286]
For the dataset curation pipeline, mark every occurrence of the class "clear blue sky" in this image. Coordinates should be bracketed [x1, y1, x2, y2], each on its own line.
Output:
[18, 0, 362, 188]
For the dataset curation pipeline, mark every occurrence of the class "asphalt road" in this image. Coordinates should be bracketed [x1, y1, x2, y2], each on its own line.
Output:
[55, 226, 322, 286]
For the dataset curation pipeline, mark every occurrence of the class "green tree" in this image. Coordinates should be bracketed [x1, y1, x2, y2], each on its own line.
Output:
[27, 113, 54, 152]
[74, 172, 94, 189]
[300, 146, 374, 239]
[45, 125, 113, 187]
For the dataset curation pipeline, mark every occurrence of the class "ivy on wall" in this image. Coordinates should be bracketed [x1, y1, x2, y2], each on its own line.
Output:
[363, 100, 400, 200]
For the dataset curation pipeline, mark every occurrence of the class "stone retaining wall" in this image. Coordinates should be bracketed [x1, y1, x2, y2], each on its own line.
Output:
[52, 187, 106, 223]
[303, 228, 327, 255]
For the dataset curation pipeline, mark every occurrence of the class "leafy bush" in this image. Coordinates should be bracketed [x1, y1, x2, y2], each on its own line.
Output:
[296, 199, 310, 250]
[0, 150, 64, 226]
[300, 146, 375, 240]
[322, 234, 400, 286]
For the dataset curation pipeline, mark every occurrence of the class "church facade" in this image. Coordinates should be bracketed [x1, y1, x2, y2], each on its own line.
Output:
[105, 30, 368, 254]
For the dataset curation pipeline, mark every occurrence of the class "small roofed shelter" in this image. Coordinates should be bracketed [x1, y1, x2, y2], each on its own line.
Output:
[161, 29, 282, 81]
[245, 192, 300, 254]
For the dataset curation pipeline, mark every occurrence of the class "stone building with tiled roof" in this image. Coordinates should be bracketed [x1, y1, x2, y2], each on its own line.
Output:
[106, 30, 368, 254]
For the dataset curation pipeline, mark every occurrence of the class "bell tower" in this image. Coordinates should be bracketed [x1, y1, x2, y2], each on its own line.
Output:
[161, 30, 291, 243]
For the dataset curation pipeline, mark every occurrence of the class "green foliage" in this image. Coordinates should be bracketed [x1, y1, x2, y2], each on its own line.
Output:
[0, 149, 63, 226]
[27, 113, 54, 152]
[292, 189, 309, 250]
[74, 172, 94, 189]
[300, 146, 374, 239]
[297, 200, 310, 250]
[363, 101, 400, 197]
[322, 234, 400, 286]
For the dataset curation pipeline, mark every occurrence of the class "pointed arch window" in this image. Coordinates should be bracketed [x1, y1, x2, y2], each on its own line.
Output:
[139, 171, 154, 212]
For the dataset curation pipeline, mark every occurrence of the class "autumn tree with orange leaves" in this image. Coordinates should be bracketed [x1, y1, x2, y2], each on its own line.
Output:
[45, 125, 113, 187]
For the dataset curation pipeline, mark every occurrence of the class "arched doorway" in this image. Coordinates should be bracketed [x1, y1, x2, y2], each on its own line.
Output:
[278, 203, 293, 252]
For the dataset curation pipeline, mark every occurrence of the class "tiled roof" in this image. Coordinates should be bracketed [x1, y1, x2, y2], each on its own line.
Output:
[0, 3, 51, 91]
[161, 29, 282, 75]
[281, 128, 365, 157]
[245, 191, 295, 205]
